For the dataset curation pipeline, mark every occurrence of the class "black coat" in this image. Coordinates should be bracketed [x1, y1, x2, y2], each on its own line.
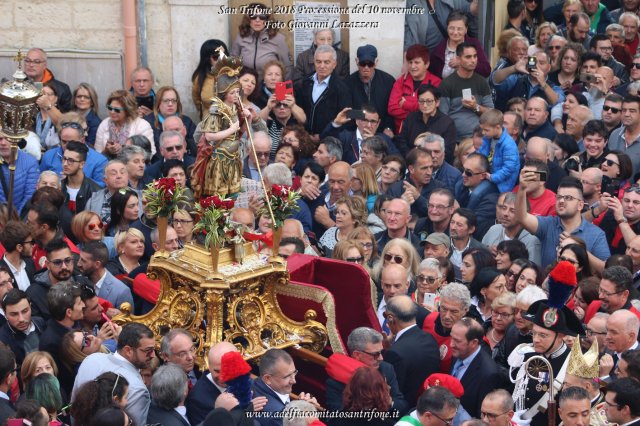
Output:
[146, 401, 190, 426]
[0, 317, 45, 366]
[295, 73, 352, 136]
[394, 110, 457, 161]
[453, 348, 502, 417]
[185, 374, 222, 425]
[383, 325, 440, 407]
[319, 123, 399, 165]
[61, 175, 102, 214]
[0, 398, 15, 425]
[0, 257, 36, 290]
[346, 69, 397, 133]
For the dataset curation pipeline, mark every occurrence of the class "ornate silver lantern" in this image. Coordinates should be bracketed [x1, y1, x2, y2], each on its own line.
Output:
[0, 51, 40, 213]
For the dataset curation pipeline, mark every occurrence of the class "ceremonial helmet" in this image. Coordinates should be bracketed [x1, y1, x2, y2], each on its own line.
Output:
[213, 51, 243, 97]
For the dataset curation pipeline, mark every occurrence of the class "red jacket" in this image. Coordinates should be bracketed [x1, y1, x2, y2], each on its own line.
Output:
[584, 300, 640, 323]
[422, 312, 453, 373]
[388, 72, 441, 133]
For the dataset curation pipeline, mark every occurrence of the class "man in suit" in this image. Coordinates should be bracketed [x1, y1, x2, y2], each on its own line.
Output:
[73, 323, 155, 426]
[455, 153, 499, 239]
[604, 378, 640, 426]
[252, 348, 317, 426]
[76, 241, 134, 310]
[450, 318, 501, 417]
[0, 220, 36, 291]
[383, 294, 440, 407]
[160, 329, 199, 387]
[0, 347, 16, 423]
[602, 310, 639, 378]
[147, 363, 190, 426]
[242, 131, 272, 181]
[325, 327, 409, 414]
[144, 130, 195, 181]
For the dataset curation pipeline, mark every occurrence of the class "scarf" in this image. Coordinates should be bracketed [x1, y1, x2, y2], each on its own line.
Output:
[107, 118, 131, 147]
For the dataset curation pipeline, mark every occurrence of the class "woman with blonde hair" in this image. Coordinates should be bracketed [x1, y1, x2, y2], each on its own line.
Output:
[486, 291, 516, 352]
[71, 211, 117, 259]
[21, 351, 59, 391]
[319, 196, 367, 256]
[72, 82, 101, 146]
[106, 228, 146, 277]
[454, 138, 475, 170]
[351, 163, 381, 213]
[528, 22, 558, 55]
[347, 226, 379, 267]
[333, 240, 366, 266]
[371, 238, 421, 288]
[94, 90, 155, 157]
[59, 330, 109, 374]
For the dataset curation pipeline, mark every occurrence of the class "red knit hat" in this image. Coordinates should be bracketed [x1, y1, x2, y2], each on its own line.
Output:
[421, 373, 464, 398]
[219, 351, 251, 382]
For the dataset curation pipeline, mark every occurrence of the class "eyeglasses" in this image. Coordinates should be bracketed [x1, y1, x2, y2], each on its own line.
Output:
[604, 399, 621, 409]
[175, 346, 196, 359]
[137, 345, 156, 356]
[359, 349, 383, 358]
[357, 118, 380, 125]
[88, 222, 104, 231]
[464, 169, 484, 177]
[283, 137, 298, 144]
[250, 14, 269, 20]
[75, 94, 91, 100]
[559, 256, 578, 266]
[360, 242, 374, 250]
[20, 240, 35, 245]
[62, 156, 82, 164]
[548, 45, 563, 50]
[346, 256, 364, 263]
[107, 105, 124, 113]
[598, 46, 614, 52]
[60, 140, 82, 146]
[48, 257, 74, 267]
[418, 99, 436, 105]
[492, 311, 514, 319]
[604, 158, 620, 166]
[428, 203, 450, 210]
[255, 152, 270, 158]
[161, 98, 178, 105]
[358, 61, 375, 68]
[625, 185, 640, 194]
[24, 58, 45, 64]
[603, 105, 621, 113]
[384, 253, 405, 264]
[505, 269, 519, 277]
[173, 218, 193, 225]
[60, 122, 84, 131]
[585, 327, 607, 337]
[481, 410, 510, 421]
[382, 165, 400, 174]
[556, 194, 581, 202]
[599, 287, 625, 297]
[430, 411, 456, 426]
[417, 275, 438, 284]
[164, 145, 183, 152]
[633, 63, 640, 69]
[272, 369, 298, 380]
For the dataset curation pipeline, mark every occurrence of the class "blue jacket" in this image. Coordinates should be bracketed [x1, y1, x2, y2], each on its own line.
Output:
[0, 151, 39, 212]
[478, 128, 520, 192]
[40, 145, 108, 187]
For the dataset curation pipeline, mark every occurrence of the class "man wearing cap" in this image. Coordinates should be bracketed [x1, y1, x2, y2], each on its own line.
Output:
[346, 44, 396, 135]
[421, 233, 451, 263]
[511, 262, 584, 426]
[482, 192, 542, 265]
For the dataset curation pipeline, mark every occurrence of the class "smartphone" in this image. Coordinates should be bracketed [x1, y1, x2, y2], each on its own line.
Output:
[603, 178, 620, 196]
[346, 109, 366, 120]
[527, 56, 537, 71]
[531, 170, 547, 182]
[423, 293, 437, 309]
[462, 88, 472, 101]
[275, 80, 293, 101]
[136, 96, 154, 110]
[579, 73, 596, 84]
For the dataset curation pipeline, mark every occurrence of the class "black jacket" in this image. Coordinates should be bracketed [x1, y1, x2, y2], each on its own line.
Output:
[146, 401, 190, 426]
[185, 374, 222, 425]
[295, 73, 352, 136]
[0, 317, 45, 366]
[45, 74, 73, 113]
[394, 110, 457, 161]
[61, 175, 102, 214]
[383, 325, 440, 407]
[346, 68, 397, 133]
[453, 347, 502, 417]
[386, 177, 445, 218]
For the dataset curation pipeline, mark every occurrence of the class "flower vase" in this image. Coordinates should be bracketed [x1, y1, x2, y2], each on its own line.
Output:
[156, 215, 169, 256]
[209, 245, 223, 280]
[269, 227, 284, 263]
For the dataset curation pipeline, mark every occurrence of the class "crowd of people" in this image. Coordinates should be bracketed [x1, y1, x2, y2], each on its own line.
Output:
[3, 0, 640, 425]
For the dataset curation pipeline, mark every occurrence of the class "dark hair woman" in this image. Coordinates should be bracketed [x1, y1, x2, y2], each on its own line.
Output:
[108, 189, 140, 236]
[191, 39, 229, 119]
[71, 372, 129, 426]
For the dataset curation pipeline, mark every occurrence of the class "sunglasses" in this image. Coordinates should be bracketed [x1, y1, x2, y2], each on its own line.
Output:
[603, 105, 621, 113]
[107, 105, 124, 113]
[625, 185, 640, 193]
[60, 122, 84, 131]
[633, 63, 640, 69]
[548, 45, 562, 50]
[250, 14, 269, 20]
[417, 275, 438, 284]
[604, 158, 619, 167]
[49, 257, 74, 267]
[346, 256, 364, 263]
[358, 61, 375, 68]
[88, 222, 104, 231]
[384, 253, 404, 264]
[463, 169, 484, 177]
[164, 145, 183, 152]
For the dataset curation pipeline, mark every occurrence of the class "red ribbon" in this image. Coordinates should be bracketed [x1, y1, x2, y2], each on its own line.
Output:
[243, 230, 273, 248]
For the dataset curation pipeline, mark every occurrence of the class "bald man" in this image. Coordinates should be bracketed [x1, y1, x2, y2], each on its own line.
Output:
[375, 198, 422, 255]
[231, 208, 256, 231]
[185, 342, 267, 424]
[566, 105, 594, 147]
[162, 115, 197, 157]
[305, 161, 352, 238]
[282, 219, 318, 256]
[605, 311, 640, 375]
[626, 236, 640, 279]
[581, 167, 603, 207]
[525, 136, 568, 192]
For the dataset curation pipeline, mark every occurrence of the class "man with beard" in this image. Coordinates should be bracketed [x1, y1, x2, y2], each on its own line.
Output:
[591, 35, 629, 86]
[422, 282, 471, 374]
[482, 192, 541, 265]
[60, 141, 103, 214]
[26, 239, 80, 320]
[584, 266, 640, 323]
[0, 221, 36, 292]
[510, 264, 585, 426]
[602, 93, 624, 137]
[449, 208, 484, 271]
[72, 322, 156, 426]
[582, 312, 609, 355]
[0, 289, 45, 366]
[564, 13, 593, 49]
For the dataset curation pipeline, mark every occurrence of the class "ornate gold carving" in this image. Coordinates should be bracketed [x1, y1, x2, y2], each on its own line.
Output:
[113, 242, 329, 368]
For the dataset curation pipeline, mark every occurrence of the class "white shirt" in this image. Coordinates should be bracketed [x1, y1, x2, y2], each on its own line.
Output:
[175, 406, 189, 423]
[94, 269, 107, 293]
[377, 299, 387, 328]
[3, 255, 30, 291]
[616, 340, 639, 359]
[312, 74, 331, 103]
[395, 324, 417, 342]
[206, 373, 227, 394]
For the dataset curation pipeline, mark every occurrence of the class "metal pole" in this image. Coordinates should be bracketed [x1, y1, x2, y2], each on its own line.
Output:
[6, 141, 18, 215]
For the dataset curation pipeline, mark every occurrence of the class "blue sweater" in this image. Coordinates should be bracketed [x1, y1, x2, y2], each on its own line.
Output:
[478, 128, 520, 192]
[0, 151, 39, 212]
[40, 145, 108, 187]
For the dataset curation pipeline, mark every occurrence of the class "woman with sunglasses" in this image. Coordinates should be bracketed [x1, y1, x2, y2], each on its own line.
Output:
[71, 372, 130, 426]
[262, 93, 306, 159]
[414, 258, 445, 311]
[95, 90, 155, 158]
[107, 189, 140, 237]
[548, 44, 584, 97]
[347, 226, 379, 268]
[230, 3, 292, 81]
[60, 329, 108, 377]
[332, 240, 367, 268]
[143, 86, 197, 157]
[107, 228, 146, 278]
[485, 291, 516, 352]
[191, 39, 229, 119]
[371, 238, 421, 295]
[428, 11, 491, 79]
[600, 150, 633, 198]
[72, 83, 101, 147]
[319, 196, 367, 257]
[71, 211, 117, 259]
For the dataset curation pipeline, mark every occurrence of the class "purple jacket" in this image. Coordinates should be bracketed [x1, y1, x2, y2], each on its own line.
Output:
[429, 36, 491, 79]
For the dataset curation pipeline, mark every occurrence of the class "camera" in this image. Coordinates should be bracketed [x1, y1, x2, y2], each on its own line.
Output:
[564, 158, 580, 172]
[527, 56, 537, 72]
[579, 73, 596, 84]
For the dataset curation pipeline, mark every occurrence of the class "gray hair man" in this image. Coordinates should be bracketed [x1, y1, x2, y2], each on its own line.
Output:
[147, 363, 190, 425]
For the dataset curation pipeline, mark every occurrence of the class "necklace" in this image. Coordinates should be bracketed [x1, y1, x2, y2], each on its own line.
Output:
[489, 328, 502, 344]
